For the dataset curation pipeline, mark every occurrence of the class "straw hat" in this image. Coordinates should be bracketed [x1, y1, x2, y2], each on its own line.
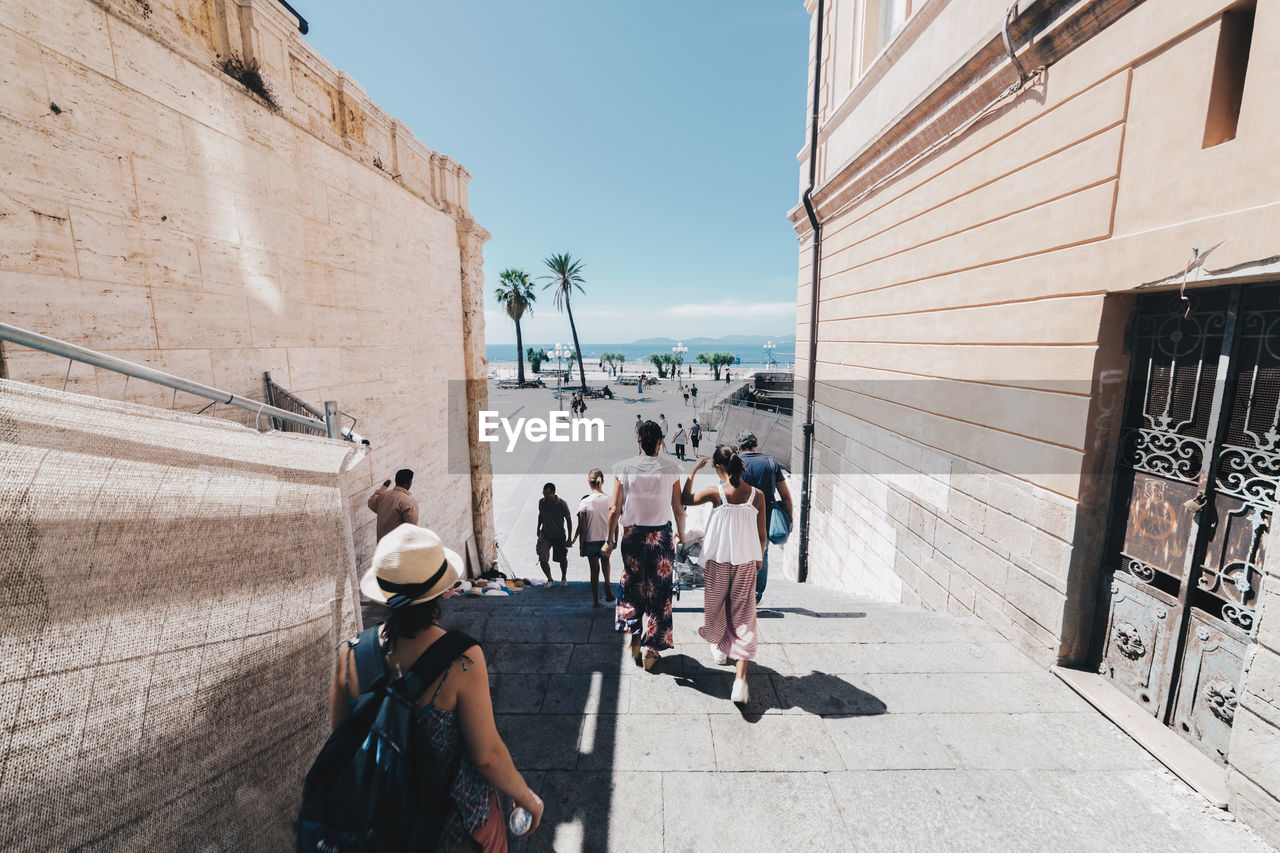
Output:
[361, 524, 463, 608]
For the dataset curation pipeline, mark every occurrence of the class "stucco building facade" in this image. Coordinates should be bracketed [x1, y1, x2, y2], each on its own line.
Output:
[0, 0, 494, 571]
[788, 0, 1280, 838]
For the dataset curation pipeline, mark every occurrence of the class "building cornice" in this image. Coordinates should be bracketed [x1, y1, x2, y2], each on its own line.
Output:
[790, 0, 1147, 234]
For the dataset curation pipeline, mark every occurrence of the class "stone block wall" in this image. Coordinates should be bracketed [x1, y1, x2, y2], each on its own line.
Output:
[792, 0, 1280, 839]
[0, 0, 494, 570]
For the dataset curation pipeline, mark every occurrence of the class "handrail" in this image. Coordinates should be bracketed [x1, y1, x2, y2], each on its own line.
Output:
[0, 322, 328, 432]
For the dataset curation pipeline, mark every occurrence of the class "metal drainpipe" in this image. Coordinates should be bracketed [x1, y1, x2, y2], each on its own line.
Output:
[796, 0, 825, 585]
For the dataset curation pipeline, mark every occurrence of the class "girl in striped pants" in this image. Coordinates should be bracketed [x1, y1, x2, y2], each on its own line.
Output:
[681, 446, 767, 704]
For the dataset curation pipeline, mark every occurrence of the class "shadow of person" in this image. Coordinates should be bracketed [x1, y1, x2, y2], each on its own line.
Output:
[666, 655, 887, 723]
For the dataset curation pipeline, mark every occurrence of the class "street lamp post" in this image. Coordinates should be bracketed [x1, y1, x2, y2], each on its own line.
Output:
[672, 341, 687, 378]
[553, 343, 567, 406]
[763, 340, 776, 367]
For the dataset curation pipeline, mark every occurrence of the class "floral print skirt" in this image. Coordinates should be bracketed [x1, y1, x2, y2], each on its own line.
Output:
[615, 523, 675, 651]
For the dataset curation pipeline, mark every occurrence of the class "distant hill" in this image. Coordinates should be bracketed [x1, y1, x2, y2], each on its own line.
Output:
[628, 334, 796, 346]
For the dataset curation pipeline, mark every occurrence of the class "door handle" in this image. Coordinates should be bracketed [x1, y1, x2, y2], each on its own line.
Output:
[1183, 491, 1208, 512]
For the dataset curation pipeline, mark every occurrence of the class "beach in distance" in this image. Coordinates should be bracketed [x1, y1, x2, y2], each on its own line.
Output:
[485, 339, 796, 378]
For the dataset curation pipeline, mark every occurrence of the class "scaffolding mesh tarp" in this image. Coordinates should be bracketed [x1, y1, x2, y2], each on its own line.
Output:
[0, 379, 364, 851]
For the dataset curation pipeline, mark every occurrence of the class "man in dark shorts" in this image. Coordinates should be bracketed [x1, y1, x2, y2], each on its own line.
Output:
[536, 482, 573, 586]
[689, 418, 701, 455]
[736, 432, 794, 605]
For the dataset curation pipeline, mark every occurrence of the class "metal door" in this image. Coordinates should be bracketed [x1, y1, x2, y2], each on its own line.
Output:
[1095, 282, 1278, 764]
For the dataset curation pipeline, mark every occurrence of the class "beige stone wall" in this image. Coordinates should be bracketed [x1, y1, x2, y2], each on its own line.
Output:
[0, 0, 494, 570]
[793, 0, 1280, 837]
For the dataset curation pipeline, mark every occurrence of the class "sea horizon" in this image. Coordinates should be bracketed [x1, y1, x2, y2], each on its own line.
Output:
[485, 340, 798, 370]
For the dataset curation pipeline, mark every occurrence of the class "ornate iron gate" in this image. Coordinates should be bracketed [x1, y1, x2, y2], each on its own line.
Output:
[1095, 282, 1279, 764]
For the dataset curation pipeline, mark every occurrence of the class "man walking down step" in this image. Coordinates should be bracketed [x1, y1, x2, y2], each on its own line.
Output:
[536, 482, 573, 587]
[736, 433, 793, 605]
[367, 468, 419, 542]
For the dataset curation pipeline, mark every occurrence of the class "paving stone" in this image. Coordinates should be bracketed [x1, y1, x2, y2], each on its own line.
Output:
[927, 711, 1155, 771]
[769, 669, 888, 716]
[489, 673, 550, 714]
[516, 771, 663, 853]
[540, 672, 631, 716]
[587, 617, 625, 644]
[494, 713, 582, 771]
[826, 770, 1078, 852]
[487, 643, 573, 674]
[566, 643, 632, 674]
[824, 713, 956, 770]
[624, 662, 758, 716]
[576, 714, 716, 772]
[1028, 768, 1274, 853]
[710, 714, 845, 771]
[483, 615, 592, 644]
[775, 642, 871, 674]
[860, 672, 1079, 714]
[662, 771, 849, 852]
[870, 609, 1005, 644]
[753, 609, 887, 644]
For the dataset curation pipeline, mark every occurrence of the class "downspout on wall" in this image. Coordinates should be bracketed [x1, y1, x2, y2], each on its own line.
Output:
[796, 0, 825, 584]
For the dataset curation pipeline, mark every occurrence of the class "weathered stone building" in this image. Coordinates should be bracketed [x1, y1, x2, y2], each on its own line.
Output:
[787, 0, 1280, 839]
[0, 0, 494, 570]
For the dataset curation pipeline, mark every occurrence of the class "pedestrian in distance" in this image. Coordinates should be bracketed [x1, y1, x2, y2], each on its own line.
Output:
[735, 432, 794, 605]
[691, 383, 698, 404]
[683, 389, 690, 406]
[325, 524, 544, 850]
[604, 420, 685, 671]
[681, 447, 766, 704]
[658, 413, 669, 454]
[634, 413, 643, 438]
[672, 423, 687, 461]
[536, 483, 573, 586]
[690, 418, 702, 455]
[367, 469, 419, 542]
[574, 468, 615, 608]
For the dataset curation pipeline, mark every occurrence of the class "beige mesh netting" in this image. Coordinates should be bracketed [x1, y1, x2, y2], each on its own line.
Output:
[0, 379, 365, 851]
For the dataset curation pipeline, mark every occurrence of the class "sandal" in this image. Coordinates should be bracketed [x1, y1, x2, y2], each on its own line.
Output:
[642, 650, 661, 671]
[629, 636, 642, 666]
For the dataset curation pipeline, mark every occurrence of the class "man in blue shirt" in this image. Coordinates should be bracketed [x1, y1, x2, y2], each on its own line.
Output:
[736, 433, 793, 605]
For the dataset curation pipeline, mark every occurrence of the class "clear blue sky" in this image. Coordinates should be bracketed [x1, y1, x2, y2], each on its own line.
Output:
[298, 2, 811, 345]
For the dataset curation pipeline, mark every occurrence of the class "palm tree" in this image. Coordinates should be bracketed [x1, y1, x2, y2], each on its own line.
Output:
[495, 269, 536, 385]
[542, 253, 588, 390]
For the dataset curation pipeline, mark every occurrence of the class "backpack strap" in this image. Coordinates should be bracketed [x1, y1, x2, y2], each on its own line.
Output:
[399, 631, 480, 703]
[351, 624, 387, 695]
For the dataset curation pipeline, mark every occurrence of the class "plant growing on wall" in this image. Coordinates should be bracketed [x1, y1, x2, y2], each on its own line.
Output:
[697, 351, 736, 380]
[527, 348, 549, 374]
[542, 253, 588, 390]
[216, 54, 278, 111]
[495, 269, 536, 385]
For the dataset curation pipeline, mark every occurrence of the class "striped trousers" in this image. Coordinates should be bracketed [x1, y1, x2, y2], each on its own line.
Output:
[697, 559, 760, 661]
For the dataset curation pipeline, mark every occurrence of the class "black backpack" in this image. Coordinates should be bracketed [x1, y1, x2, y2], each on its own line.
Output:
[296, 626, 478, 852]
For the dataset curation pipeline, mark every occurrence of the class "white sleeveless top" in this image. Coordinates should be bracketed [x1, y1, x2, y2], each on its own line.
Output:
[701, 483, 763, 565]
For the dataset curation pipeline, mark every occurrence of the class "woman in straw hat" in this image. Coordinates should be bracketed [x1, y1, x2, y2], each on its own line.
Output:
[331, 524, 543, 851]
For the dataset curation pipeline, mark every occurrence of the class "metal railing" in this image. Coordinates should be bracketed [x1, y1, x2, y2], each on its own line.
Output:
[0, 322, 340, 437]
[263, 372, 326, 434]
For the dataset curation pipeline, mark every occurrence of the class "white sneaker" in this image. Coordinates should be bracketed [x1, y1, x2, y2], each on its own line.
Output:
[731, 677, 749, 704]
[710, 646, 729, 666]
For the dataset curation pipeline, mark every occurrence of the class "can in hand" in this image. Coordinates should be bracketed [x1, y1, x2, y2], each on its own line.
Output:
[509, 806, 533, 837]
